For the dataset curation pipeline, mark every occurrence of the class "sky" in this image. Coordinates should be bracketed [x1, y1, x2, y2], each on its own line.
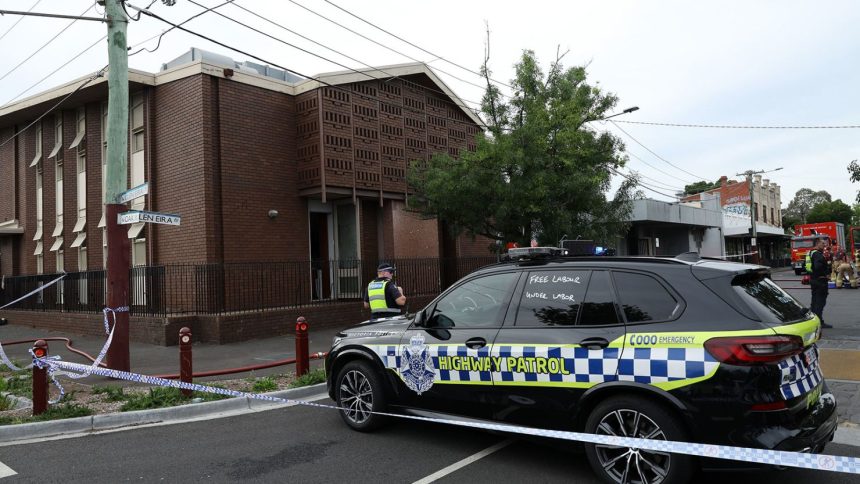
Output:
[1, 0, 859, 208]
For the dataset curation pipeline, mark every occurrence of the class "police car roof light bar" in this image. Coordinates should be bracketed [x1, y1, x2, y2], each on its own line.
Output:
[506, 247, 569, 261]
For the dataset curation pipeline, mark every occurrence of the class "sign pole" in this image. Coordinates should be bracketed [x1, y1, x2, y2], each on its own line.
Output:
[104, 0, 130, 372]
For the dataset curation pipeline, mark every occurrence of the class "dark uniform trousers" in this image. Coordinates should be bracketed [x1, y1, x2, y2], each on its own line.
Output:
[810, 278, 829, 324]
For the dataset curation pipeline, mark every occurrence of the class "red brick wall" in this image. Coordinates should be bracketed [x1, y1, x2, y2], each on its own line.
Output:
[0, 126, 15, 224]
[216, 79, 307, 263]
[18, 123, 36, 275]
[456, 232, 496, 256]
[390, 200, 439, 258]
[85, 101, 104, 268]
[151, 75, 212, 264]
[0, 310, 180, 346]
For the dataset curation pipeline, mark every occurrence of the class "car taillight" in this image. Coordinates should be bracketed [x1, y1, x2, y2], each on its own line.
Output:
[704, 335, 804, 365]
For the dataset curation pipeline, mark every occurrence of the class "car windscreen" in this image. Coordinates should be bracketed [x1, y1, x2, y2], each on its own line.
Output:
[731, 273, 808, 323]
[792, 240, 814, 249]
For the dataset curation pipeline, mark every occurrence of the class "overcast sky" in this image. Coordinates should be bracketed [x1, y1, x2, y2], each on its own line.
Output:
[1, 0, 859, 208]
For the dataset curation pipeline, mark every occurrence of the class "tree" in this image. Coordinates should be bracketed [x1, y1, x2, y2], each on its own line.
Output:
[852, 203, 860, 226]
[408, 50, 636, 248]
[807, 199, 853, 227]
[683, 180, 720, 196]
[849, 160, 860, 202]
[782, 188, 832, 225]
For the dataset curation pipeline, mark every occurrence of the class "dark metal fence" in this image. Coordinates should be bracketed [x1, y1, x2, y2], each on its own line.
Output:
[0, 256, 498, 317]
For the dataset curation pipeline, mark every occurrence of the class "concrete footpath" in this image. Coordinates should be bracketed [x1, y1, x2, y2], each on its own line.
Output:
[1, 266, 860, 444]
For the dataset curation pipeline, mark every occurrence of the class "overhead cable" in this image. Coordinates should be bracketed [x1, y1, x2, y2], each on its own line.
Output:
[609, 120, 708, 182]
[613, 119, 860, 129]
[0, 0, 43, 42]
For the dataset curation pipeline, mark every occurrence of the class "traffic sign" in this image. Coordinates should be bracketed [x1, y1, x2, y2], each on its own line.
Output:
[116, 182, 149, 204]
[118, 210, 181, 226]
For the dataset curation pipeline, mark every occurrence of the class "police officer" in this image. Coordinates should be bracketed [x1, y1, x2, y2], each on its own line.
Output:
[806, 238, 832, 328]
[363, 263, 406, 320]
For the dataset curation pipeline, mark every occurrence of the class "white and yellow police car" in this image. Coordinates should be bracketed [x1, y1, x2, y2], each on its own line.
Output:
[325, 248, 836, 484]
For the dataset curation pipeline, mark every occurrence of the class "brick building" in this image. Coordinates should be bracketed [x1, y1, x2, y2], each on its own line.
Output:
[681, 175, 787, 263]
[0, 50, 494, 343]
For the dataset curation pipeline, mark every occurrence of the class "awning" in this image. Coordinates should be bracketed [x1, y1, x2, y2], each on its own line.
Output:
[49, 237, 63, 252]
[29, 152, 41, 168]
[127, 223, 145, 239]
[0, 220, 24, 235]
[33, 241, 43, 256]
[51, 222, 63, 237]
[70, 232, 86, 248]
[68, 131, 85, 150]
[32, 226, 42, 240]
[47, 140, 61, 159]
[73, 217, 86, 233]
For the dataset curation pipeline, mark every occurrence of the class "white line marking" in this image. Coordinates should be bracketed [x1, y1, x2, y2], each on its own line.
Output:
[0, 461, 17, 478]
[412, 438, 515, 484]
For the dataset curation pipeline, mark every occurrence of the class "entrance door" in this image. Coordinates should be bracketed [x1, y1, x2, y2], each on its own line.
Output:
[335, 203, 360, 298]
[309, 211, 331, 300]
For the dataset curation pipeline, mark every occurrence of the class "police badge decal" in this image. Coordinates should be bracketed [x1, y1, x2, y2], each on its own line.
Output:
[400, 334, 436, 395]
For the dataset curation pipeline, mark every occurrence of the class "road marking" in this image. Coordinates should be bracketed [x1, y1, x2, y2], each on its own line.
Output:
[412, 438, 515, 484]
[0, 461, 17, 478]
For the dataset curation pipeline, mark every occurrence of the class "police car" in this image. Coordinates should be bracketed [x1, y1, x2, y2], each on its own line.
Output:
[325, 248, 837, 484]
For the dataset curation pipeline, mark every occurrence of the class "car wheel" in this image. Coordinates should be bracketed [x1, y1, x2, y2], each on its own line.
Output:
[335, 360, 388, 432]
[584, 396, 693, 484]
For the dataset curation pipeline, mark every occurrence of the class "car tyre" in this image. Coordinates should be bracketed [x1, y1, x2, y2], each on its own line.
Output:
[335, 360, 389, 432]
[584, 396, 694, 484]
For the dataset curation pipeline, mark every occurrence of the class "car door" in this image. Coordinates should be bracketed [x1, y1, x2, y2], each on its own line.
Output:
[490, 269, 626, 428]
[396, 270, 519, 419]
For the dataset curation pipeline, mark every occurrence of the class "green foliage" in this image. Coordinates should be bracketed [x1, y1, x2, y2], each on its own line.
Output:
[120, 386, 229, 412]
[0, 404, 93, 426]
[683, 180, 721, 196]
[849, 160, 860, 203]
[852, 203, 860, 227]
[407, 50, 636, 248]
[3, 373, 32, 399]
[0, 394, 13, 411]
[251, 377, 277, 393]
[92, 385, 126, 402]
[289, 369, 326, 388]
[783, 188, 832, 225]
[808, 199, 853, 227]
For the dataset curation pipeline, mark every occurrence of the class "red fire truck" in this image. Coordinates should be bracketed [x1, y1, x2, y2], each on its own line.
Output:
[791, 222, 845, 274]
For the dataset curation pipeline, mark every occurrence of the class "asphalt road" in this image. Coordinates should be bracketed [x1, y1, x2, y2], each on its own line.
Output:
[1, 398, 859, 483]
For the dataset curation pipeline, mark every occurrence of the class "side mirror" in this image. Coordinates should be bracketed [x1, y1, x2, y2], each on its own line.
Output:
[413, 309, 425, 327]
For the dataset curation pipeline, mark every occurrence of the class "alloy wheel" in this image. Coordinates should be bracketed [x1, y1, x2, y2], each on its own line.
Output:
[594, 408, 670, 484]
[340, 369, 374, 424]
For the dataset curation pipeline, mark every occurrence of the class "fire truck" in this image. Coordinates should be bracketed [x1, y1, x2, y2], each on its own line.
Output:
[791, 222, 845, 275]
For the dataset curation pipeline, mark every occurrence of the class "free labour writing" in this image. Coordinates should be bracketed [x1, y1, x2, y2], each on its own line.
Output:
[528, 275, 581, 284]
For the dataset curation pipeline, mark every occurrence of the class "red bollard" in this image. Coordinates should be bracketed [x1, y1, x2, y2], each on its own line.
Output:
[295, 317, 309, 377]
[32, 340, 49, 416]
[179, 327, 193, 398]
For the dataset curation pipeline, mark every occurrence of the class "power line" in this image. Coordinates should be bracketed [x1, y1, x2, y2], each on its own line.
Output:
[609, 167, 678, 199]
[0, 3, 96, 84]
[624, 149, 696, 184]
[0, 67, 107, 149]
[128, 0, 235, 56]
[284, 0, 493, 93]
[3, 34, 106, 106]
[322, 0, 513, 90]
[609, 120, 709, 182]
[613, 119, 860, 129]
[0, 0, 42, 42]
[196, 0, 483, 113]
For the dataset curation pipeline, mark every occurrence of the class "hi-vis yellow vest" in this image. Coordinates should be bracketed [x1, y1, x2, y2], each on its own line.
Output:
[805, 250, 818, 273]
[368, 280, 399, 313]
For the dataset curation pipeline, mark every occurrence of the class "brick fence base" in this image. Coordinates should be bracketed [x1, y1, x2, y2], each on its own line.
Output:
[0, 294, 437, 346]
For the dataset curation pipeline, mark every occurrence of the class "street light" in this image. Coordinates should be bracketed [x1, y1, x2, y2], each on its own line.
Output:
[736, 167, 783, 264]
[602, 106, 640, 121]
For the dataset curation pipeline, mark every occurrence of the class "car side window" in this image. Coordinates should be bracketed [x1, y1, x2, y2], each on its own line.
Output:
[428, 272, 517, 328]
[515, 271, 591, 326]
[612, 272, 678, 323]
[578, 271, 620, 326]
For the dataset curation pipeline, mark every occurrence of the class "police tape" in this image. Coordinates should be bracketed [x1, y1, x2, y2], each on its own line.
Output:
[31, 356, 860, 476]
[0, 274, 66, 371]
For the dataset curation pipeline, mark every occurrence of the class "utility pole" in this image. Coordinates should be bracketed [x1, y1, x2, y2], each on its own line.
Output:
[104, 0, 130, 372]
[736, 167, 783, 266]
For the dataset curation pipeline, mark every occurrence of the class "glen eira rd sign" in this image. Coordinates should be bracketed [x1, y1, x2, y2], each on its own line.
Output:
[118, 210, 181, 226]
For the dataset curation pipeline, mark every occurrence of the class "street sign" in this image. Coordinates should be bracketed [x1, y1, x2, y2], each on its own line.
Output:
[116, 182, 149, 204]
[118, 210, 181, 226]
